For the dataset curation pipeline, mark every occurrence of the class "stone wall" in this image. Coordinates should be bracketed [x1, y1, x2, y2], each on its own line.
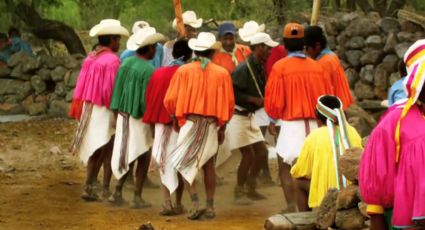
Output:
[0, 52, 83, 116]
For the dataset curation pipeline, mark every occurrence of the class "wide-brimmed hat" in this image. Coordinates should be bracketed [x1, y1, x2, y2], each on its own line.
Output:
[250, 32, 278, 47]
[172, 11, 203, 30]
[188, 32, 221, 51]
[238, 21, 265, 42]
[89, 19, 129, 37]
[132, 21, 150, 34]
[127, 27, 165, 51]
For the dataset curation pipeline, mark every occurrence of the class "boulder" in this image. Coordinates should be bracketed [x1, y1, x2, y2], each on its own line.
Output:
[357, 100, 384, 109]
[377, 17, 401, 33]
[316, 189, 339, 229]
[328, 36, 337, 50]
[400, 20, 424, 33]
[54, 82, 67, 97]
[64, 70, 78, 88]
[390, 72, 401, 85]
[48, 100, 69, 117]
[345, 50, 363, 68]
[7, 51, 30, 68]
[346, 18, 380, 37]
[360, 50, 384, 65]
[35, 95, 49, 104]
[381, 54, 399, 73]
[336, 185, 361, 210]
[22, 56, 41, 73]
[65, 89, 74, 102]
[358, 202, 369, 218]
[346, 36, 365, 49]
[264, 212, 317, 230]
[384, 32, 398, 53]
[21, 95, 34, 113]
[335, 208, 366, 230]
[0, 66, 11, 78]
[354, 82, 375, 100]
[41, 55, 63, 69]
[395, 42, 412, 59]
[359, 65, 375, 83]
[50, 66, 67, 82]
[0, 79, 32, 100]
[397, 31, 415, 43]
[339, 147, 363, 182]
[63, 56, 81, 69]
[374, 64, 389, 90]
[0, 103, 25, 115]
[345, 68, 359, 88]
[37, 68, 51, 81]
[365, 35, 383, 49]
[10, 64, 31, 80]
[28, 102, 47, 116]
[31, 75, 47, 94]
[347, 105, 377, 137]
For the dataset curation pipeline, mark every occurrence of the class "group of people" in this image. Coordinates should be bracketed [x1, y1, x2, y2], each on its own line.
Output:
[68, 9, 425, 228]
[0, 27, 33, 66]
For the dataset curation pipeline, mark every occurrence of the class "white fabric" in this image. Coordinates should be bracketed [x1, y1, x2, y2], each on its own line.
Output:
[79, 104, 115, 165]
[152, 124, 179, 194]
[188, 32, 221, 51]
[171, 120, 219, 185]
[89, 19, 129, 37]
[253, 108, 282, 127]
[127, 27, 165, 51]
[249, 32, 278, 47]
[162, 39, 195, 66]
[216, 114, 264, 168]
[172, 11, 203, 29]
[275, 119, 318, 165]
[238, 21, 265, 42]
[132, 21, 150, 34]
[111, 114, 153, 180]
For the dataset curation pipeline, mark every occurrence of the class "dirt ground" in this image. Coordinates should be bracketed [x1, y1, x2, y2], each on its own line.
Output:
[0, 118, 285, 230]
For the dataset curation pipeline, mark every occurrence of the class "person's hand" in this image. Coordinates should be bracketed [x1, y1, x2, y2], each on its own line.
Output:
[268, 122, 278, 137]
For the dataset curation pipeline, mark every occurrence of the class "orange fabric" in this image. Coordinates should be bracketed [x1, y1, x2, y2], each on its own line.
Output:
[265, 57, 333, 121]
[164, 61, 235, 127]
[283, 23, 304, 39]
[212, 44, 251, 73]
[318, 54, 354, 109]
[69, 99, 84, 120]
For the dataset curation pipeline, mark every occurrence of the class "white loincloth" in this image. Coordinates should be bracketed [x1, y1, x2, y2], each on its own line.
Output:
[254, 108, 281, 127]
[276, 119, 318, 165]
[216, 114, 264, 168]
[170, 118, 219, 185]
[111, 114, 153, 180]
[79, 104, 115, 165]
[152, 123, 179, 194]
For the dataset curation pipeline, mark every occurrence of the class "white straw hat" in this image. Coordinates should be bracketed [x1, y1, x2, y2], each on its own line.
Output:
[188, 32, 221, 51]
[172, 11, 203, 30]
[89, 19, 129, 37]
[132, 21, 151, 34]
[238, 21, 266, 42]
[127, 27, 166, 51]
[250, 32, 278, 47]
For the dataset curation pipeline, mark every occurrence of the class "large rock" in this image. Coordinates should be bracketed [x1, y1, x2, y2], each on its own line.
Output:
[365, 35, 383, 49]
[37, 68, 51, 81]
[360, 50, 384, 65]
[381, 54, 399, 73]
[21, 95, 34, 113]
[358, 99, 385, 109]
[336, 185, 361, 210]
[63, 56, 81, 69]
[10, 64, 31, 80]
[22, 56, 41, 73]
[265, 212, 317, 230]
[345, 68, 358, 88]
[328, 36, 337, 50]
[339, 147, 363, 182]
[347, 105, 377, 137]
[316, 189, 339, 229]
[64, 70, 78, 88]
[395, 42, 412, 59]
[354, 82, 374, 100]
[0, 79, 32, 101]
[65, 89, 74, 102]
[7, 51, 30, 68]
[0, 103, 25, 115]
[48, 100, 69, 117]
[346, 36, 365, 49]
[346, 18, 380, 37]
[390, 72, 401, 85]
[378, 17, 401, 33]
[41, 55, 63, 69]
[50, 66, 67, 82]
[397, 31, 415, 43]
[374, 64, 389, 90]
[400, 20, 424, 33]
[30, 75, 47, 94]
[384, 32, 398, 53]
[28, 102, 47, 116]
[345, 50, 363, 68]
[359, 65, 375, 83]
[0, 66, 11, 78]
[335, 208, 366, 229]
[54, 82, 67, 97]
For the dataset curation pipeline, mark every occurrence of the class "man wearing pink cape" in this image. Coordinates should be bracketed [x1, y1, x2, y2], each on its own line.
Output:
[359, 39, 425, 229]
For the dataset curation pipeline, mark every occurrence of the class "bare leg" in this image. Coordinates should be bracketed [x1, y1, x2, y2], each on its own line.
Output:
[101, 136, 114, 198]
[294, 178, 311, 212]
[175, 173, 185, 209]
[185, 178, 202, 220]
[203, 158, 216, 219]
[237, 145, 254, 187]
[247, 141, 267, 200]
[277, 156, 297, 213]
[108, 163, 131, 205]
[131, 151, 152, 208]
[81, 146, 103, 201]
[159, 184, 174, 215]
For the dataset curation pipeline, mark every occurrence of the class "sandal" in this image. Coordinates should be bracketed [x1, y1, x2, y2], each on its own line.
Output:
[81, 185, 99, 202]
[159, 202, 176, 216]
[130, 197, 152, 209]
[108, 192, 125, 206]
[173, 204, 187, 215]
[202, 208, 216, 220]
[187, 208, 206, 220]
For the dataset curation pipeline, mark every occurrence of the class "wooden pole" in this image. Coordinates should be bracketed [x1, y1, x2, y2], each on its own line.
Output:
[173, 0, 186, 38]
[310, 0, 321, 25]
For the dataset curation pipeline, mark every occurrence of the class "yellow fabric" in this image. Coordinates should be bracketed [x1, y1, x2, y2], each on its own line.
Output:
[367, 204, 385, 215]
[290, 126, 362, 208]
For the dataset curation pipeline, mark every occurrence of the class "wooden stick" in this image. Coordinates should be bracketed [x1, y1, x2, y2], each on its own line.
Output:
[311, 0, 321, 25]
[173, 0, 186, 38]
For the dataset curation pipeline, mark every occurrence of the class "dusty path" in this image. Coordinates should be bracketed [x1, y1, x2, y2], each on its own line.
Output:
[0, 119, 284, 230]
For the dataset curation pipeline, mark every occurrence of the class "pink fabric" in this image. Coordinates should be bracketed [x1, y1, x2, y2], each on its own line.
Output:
[265, 45, 287, 78]
[72, 50, 120, 108]
[360, 105, 425, 227]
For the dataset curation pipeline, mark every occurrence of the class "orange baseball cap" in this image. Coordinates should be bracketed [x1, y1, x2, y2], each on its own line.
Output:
[283, 23, 304, 39]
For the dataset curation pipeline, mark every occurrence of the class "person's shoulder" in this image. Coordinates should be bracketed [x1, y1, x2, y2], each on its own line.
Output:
[209, 62, 230, 75]
[308, 126, 329, 138]
[236, 44, 251, 52]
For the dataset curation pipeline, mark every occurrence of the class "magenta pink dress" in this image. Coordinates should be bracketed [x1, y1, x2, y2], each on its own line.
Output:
[359, 104, 425, 228]
[70, 49, 120, 119]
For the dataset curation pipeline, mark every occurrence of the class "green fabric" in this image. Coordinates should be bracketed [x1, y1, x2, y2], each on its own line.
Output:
[192, 57, 211, 69]
[110, 56, 154, 119]
[384, 208, 397, 230]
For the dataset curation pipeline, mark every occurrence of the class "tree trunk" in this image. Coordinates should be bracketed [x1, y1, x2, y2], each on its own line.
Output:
[373, 0, 387, 16]
[387, 0, 406, 16]
[273, 0, 287, 25]
[14, 2, 86, 55]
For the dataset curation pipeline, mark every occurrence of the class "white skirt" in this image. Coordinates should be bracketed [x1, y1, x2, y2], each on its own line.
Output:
[216, 114, 264, 168]
[276, 119, 318, 165]
[79, 104, 115, 165]
[111, 114, 153, 180]
[253, 108, 282, 127]
[151, 123, 179, 194]
[171, 119, 219, 185]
